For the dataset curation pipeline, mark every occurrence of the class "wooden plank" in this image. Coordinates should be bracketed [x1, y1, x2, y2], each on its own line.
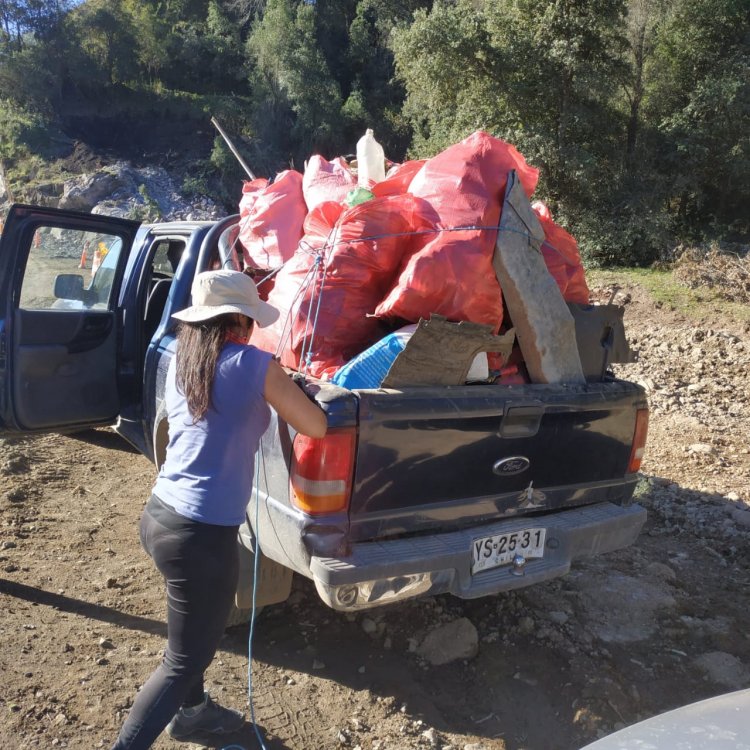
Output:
[492, 171, 585, 384]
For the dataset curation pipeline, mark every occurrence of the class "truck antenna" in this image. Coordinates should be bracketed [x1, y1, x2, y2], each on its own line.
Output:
[210, 116, 256, 181]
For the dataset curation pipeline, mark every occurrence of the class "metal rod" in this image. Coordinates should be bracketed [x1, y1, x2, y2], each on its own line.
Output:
[210, 116, 256, 180]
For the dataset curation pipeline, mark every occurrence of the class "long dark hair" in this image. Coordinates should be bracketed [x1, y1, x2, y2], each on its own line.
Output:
[175, 314, 236, 422]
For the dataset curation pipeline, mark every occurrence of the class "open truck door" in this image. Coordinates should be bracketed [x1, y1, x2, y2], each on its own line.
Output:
[0, 205, 140, 434]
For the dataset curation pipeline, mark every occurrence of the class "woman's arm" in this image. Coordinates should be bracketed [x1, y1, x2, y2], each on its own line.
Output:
[264, 359, 327, 438]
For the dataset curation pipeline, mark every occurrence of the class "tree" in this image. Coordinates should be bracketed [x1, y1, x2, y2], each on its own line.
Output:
[342, 0, 429, 156]
[1, 0, 71, 50]
[620, 0, 668, 173]
[648, 0, 750, 236]
[393, 1, 629, 199]
[247, 0, 342, 166]
[123, 0, 171, 82]
[69, 0, 137, 85]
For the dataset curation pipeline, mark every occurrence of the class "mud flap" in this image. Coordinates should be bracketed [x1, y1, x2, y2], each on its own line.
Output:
[235, 536, 293, 609]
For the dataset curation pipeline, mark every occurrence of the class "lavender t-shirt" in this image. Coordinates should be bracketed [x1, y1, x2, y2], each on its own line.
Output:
[152, 342, 272, 526]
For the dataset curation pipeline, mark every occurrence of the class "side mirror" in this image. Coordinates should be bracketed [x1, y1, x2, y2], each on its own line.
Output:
[54, 273, 85, 301]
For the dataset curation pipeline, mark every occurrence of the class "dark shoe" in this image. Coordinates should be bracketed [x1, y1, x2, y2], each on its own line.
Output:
[166, 692, 244, 740]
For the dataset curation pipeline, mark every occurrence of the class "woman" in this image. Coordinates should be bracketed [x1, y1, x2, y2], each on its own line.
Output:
[112, 270, 327, 749]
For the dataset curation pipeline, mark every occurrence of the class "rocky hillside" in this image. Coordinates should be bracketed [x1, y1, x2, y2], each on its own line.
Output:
[1, 156, 224, 223]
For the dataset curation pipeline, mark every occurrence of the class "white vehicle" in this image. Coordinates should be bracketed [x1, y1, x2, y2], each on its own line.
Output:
[581, 689, 750, 750]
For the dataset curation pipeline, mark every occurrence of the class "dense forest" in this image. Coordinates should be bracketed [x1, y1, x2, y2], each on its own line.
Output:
[0, 0, 748, 265]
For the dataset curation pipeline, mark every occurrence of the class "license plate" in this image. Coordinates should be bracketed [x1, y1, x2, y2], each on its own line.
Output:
[471, 527, 546, 574]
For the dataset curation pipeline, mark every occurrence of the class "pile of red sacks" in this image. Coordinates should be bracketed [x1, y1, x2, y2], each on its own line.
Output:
[242, 131, 589, 380]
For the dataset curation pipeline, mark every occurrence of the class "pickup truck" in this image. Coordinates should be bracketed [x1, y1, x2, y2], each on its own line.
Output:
[0, 203, 649, 621]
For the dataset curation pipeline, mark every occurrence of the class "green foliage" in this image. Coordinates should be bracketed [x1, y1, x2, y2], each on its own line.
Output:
[647, 0, 750, 238]
[247, 0, 343, 164]
[0, 0, 746, 264]
[182, 173, 210, 197]
[392, 0, 748, 264]
[133, 182, 162, 221]
[68, 0, 138, 85]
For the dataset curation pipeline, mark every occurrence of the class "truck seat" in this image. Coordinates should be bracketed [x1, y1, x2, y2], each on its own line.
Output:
[144, 278, 172, 342]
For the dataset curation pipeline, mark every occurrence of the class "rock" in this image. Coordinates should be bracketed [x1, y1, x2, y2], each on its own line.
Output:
[422, 727, 439, 746]
[688, 443, 714, 455]
[361, 617, 377, 635]
[98, 638, 115, 650]
[517, 616, 535, 635]
[3, 455, 29, 474]
[571, 570, 677, 643]
[693, 651, 750, 689]
[312, 659, 325, 670]
[6, 488, 27, 503]
[548, 610, 569, 625]
[417, 618, 479, 666]
[59, 170, 130, 212]
[645, 562, 677, 581]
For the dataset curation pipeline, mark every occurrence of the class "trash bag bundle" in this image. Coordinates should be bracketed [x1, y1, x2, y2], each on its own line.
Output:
[238, 170, 306, 269]
[244, 129, 591, 379]
[533, 202, 590, 304]
[251, 194, 437, 379]
[374, 131, 539, 332]
[302, 155, 357, 210]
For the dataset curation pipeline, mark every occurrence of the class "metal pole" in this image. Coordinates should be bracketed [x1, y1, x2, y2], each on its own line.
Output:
[210, 116, 256, 181]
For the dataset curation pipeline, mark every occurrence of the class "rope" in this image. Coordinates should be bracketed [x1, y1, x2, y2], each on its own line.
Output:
[298, 227, 336, 376]
[245, 442, 269, 750]
[272, 248, 324, 362]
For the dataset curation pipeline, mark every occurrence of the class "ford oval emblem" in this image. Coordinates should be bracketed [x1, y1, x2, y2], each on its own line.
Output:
[493, 456, 530, 476]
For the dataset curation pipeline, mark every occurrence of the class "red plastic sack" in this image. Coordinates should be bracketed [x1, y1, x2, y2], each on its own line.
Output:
[532, 201, 589, 304]
[302, 155, 357, 211]
[375, 131, 539, 331]
[250, 201, 342, 360]
[251, 195, 437, 378]
[238, 170, 306, 269]
[372, 160, 426, 198]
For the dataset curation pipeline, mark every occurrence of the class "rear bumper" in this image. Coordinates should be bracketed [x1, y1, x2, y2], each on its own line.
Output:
[310, 502, 646, 610]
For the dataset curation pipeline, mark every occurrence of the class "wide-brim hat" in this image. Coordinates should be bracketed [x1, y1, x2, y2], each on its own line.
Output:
[172, 269, 279, 328]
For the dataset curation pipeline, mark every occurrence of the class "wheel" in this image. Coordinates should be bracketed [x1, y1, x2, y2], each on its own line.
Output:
[225, 602, 263, 629]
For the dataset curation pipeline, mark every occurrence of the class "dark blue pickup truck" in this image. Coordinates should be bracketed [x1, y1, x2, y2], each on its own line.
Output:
[0, 204, 649, 620]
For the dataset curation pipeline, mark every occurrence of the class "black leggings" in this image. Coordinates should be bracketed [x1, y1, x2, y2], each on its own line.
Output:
[111, 495, 240, 750]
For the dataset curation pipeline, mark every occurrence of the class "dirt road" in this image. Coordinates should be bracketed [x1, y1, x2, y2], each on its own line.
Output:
[1, 279, 749, 750]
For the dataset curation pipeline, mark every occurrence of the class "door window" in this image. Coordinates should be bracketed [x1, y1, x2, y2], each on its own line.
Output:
[150, 239, 183, 277]
[18, 226, 124, 311]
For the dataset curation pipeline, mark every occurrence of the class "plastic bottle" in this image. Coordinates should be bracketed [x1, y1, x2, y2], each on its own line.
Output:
[356, 129, 385, 188]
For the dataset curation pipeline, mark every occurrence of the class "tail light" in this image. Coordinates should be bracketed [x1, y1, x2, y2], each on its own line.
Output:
[627, 408, 649, 473]
[290, 428, 356, 515]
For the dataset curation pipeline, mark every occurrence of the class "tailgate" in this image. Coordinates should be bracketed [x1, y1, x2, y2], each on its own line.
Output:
[349, 380, 646, 541]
